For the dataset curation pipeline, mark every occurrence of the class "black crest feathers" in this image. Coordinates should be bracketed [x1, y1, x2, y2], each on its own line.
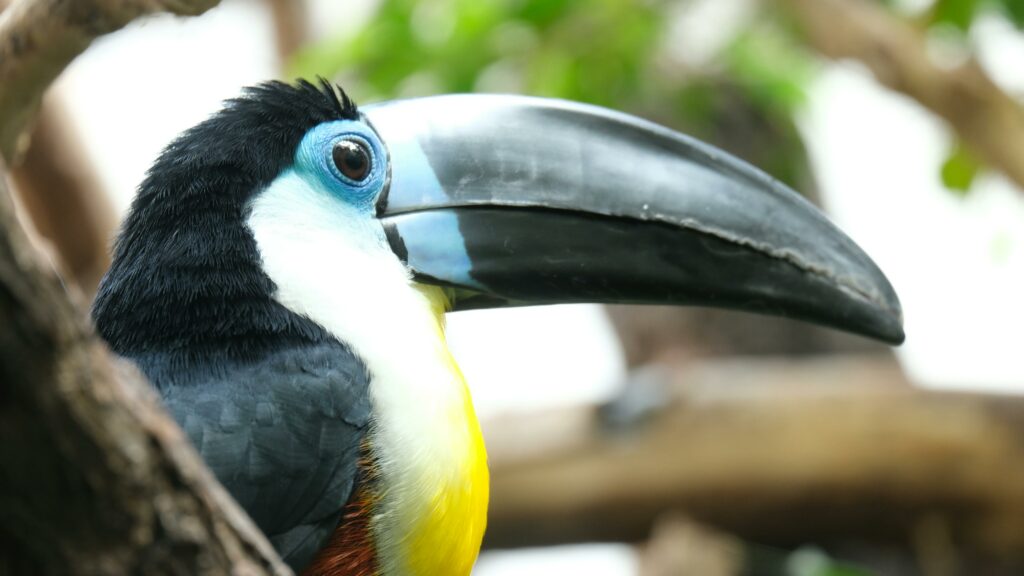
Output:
[93, 78, 359, 376]
[148, 77, 358, 196]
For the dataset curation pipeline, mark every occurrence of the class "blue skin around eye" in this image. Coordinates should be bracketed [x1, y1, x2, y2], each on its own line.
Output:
[294, 120, 388, 213]
[291, 118, 481, 291]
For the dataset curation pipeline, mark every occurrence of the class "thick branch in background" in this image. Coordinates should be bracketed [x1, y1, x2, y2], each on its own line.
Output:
[0, 166, 290, 574]
[483, 356, 1024, 571]
[0, 1, 116, 297]
[267, 0, 307, 63]
[0, 0, 220, 161]
[607, 305, 887, 367]
[8, 93, 115, 294]
[778, 0, 1024, 191]
[1, 0, 307, 297]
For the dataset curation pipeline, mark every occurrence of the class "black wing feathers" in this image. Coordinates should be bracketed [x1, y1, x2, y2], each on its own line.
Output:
[159, 342, 372, 572]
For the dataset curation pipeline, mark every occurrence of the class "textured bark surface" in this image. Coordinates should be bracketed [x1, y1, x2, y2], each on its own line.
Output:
[483, 356, 1024, 572]
[779, 0, 1024, 192]
[0, 165, 291, 575]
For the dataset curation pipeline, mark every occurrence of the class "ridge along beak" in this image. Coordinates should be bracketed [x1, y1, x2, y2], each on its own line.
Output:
[363, 95, 904, 344]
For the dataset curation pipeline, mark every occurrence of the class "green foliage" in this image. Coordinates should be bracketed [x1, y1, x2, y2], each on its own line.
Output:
[941, 140, 982, 195]
[291, 0, 664, 108]
[1000, 0, 1024, 27]
[292, 0, 1023, 198]
[921, 0, 1024, 32]
[805, 566, 873, 576]
[724, 22, 815, 112]
[930, 0, 983, 32]
[291, 0, 819, 193]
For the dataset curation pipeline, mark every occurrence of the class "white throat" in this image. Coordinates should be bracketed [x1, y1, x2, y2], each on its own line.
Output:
[247, 170, 446, 373]
[246, 170, 487, 575]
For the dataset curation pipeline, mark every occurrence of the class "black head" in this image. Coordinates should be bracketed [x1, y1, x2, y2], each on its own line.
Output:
[93, 79, 358, 378]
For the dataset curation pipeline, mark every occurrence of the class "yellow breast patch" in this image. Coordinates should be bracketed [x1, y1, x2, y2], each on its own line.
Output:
[402, 367, 489, 576]
[370, 286, 490, 576]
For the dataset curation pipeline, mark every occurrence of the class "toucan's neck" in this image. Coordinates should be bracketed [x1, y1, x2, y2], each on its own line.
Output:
[92, 177, 334, 383]
[248, 171, 489, 576]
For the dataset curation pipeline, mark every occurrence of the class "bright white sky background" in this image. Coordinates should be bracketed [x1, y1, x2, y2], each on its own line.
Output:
[49, 0, 1024, 573]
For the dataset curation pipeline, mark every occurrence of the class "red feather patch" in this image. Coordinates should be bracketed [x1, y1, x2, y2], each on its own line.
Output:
[303, 449, 380, 576]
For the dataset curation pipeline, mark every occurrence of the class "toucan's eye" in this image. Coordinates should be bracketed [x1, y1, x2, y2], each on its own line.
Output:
[332, 139, 372, 182]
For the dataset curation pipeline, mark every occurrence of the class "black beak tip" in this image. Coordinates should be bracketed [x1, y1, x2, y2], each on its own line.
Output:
[845, 280, 905, 345]
[875, 310, 906, 345]
[879, 306, 906, 345]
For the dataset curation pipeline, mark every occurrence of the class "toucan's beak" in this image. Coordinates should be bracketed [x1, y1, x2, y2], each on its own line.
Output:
[363, 95, 904, 344]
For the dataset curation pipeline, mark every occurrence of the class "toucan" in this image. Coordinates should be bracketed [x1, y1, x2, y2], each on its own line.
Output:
[92, 79, 903, 576]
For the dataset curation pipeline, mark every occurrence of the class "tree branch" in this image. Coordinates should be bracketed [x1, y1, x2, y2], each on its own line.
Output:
[266, 0, 307, 64]
[0, 0, 220, 161]
[8, 93, 116, 295]
[0, 0, 291, 572]
[777, 0, 1024, 191]
[483, 356, 1024, 569]
[0, 159, 291, 574]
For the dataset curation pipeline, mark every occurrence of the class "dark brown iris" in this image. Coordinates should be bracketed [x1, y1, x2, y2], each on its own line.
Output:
[332, 139, 371, 181]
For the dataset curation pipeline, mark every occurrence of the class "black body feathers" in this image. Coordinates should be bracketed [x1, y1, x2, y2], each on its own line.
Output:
[161, 341, 371, 571]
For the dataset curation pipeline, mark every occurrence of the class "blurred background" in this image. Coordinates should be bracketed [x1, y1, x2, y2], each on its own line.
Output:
[5, 0, 1024, 574]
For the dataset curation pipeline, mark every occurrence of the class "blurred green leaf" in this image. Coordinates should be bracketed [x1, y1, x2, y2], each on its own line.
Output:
[996, 0, 1024, 27]
[930, 0, 982, 32]
[815, 568, 873, 576]
[289, 0, 819, 202]
[724, 21, 816, 113]
[517, 0, 575, 28]
[941, 141, 982, 195]
[674, 83, 718, 127]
